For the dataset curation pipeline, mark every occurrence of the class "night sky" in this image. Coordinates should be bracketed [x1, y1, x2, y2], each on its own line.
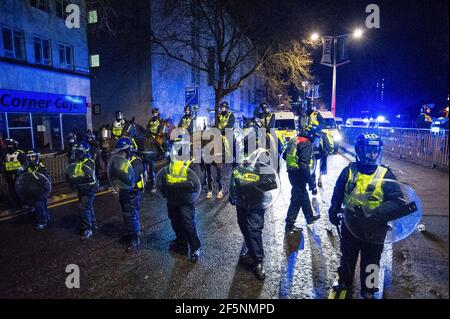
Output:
[231, 0, 449, 122]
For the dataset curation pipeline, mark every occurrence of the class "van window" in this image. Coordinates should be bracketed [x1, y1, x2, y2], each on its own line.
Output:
[322, 118, 336, 129]
[378, 122, 391, 128]
[275, 119, 296, 130]
[351, 121, 366, 127]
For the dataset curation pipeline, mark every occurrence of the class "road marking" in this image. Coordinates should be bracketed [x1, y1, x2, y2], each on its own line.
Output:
[48, 190, 111, 209]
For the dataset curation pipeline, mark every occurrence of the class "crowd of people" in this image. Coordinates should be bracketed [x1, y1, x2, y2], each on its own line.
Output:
[1, 102, 406, 299]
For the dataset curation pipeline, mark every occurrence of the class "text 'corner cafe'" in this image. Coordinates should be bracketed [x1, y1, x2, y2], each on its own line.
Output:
[0, 88, 88, 153]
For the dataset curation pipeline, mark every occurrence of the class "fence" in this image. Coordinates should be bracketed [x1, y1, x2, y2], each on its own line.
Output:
[1, 153, 69, 197]
[340, 126, 449, 169]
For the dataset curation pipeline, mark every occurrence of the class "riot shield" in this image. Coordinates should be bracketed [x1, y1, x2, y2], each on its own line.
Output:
[107, 154, 136, 191]
[230, 161, 281, 210]
[65, 162, 97, 192]
[343, 179, 422, 244]
[15, 172, 52, 204]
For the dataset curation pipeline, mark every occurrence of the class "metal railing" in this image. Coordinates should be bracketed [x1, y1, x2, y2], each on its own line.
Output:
[340, 126, 449, 169]
[0, 153, 69, 197]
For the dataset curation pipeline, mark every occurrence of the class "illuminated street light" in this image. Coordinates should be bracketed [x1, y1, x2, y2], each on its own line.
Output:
[310, 32, 320, 42]
[353, 28, 364, 39]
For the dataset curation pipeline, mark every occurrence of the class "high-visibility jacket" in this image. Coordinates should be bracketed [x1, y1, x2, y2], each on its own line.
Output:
[131, 156, 144, 189]
[285, 136, 312, 170]
[309, 111, 320, 126]
[180, 116, 193, 130]
[262, 112, 274, 128]
[343, 165, 389, 211]
[219, 112, 232, 130]
[167, 159, 194, 184]
[4, 150, 25, 172]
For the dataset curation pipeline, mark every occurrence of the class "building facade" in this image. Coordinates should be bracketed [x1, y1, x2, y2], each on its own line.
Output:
[88, 0, 265, 130]
[0, 0, 91, 152]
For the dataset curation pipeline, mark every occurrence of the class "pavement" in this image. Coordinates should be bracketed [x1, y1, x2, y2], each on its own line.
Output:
[0, 152, 448, 299]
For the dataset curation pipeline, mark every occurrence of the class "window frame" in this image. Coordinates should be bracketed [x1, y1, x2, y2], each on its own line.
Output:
[55, 0, 70, 19]
[2, 26, 25, 60]
[57, 42, 74, 70]
[33, 35, 52, 66]
[30, 0, 50, 12]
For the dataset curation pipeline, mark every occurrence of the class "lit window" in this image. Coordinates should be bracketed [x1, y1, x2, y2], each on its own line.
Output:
[88, 10, 98, 24]
[2, 26, 25, 60]
[90, 54, 100, 68]
[58, 43, 73, 70]
[34, 36, 51, 66]
[30, 0, 49, 12]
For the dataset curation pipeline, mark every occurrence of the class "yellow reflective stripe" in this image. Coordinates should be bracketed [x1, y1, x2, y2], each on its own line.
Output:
[219, 112, 232, 129]
[5, 161, 21, 171]
[112, 127, 123, 136]
[344, 166, 388, 210]
[167, 159, 193, 184]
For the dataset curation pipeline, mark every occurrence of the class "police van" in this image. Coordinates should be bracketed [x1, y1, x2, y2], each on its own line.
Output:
[274, 111, 298, 144]
[319, 111, 342, 152]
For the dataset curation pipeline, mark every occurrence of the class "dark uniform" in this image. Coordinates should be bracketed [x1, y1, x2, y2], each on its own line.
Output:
[229, 163, 277, 280]
[329, 133, 403, 299]
[162, 158, 202, 262]
[114, 138, 145, 252]
[67, 142, 99, 240]
[2, 139, 27, 210]
[18, 150, 50, 229]
[283, 131, 319, 231]
[178, 105, 196, 134]
[146, 109, 164, 190]
[256, 103, 276, 129]
[416, 107, 433, 129]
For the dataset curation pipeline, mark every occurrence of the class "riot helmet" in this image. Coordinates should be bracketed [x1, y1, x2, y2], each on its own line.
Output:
[115, 111, 124, 121]
[26, 149, 41, 166]
[71, 142, 91, 162]
[355, 133, 383, 166]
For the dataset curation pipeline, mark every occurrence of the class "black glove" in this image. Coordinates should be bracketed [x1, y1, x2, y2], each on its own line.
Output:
[311, 188, 318, 196]
[328, 206, 342, 226]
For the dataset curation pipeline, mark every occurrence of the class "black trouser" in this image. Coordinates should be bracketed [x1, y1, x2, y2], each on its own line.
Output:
[33, 199, 49, 225]
[5, 173, 21, 208]
[285, 170, 314, 228]
[338, 223, 385, 293]
[79, 191, 96, 231]
[119, 189, 141, 238]
[167, 203, 201, 251]
[237, 206, 265, 263]
[206, 162, 223, 192]
[148, 160, 156, 188]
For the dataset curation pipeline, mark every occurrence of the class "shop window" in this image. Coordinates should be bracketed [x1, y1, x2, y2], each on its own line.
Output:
[32, 114, 62, 153]
[2, 26, 25, 60]
[34, 36, 52, 66]
[58, 43, 73, 70]
[7, 113, 31, 128]
[8, 129, 33, 150]
[61, 115, 86, 141]
[30, 0, 49, 12]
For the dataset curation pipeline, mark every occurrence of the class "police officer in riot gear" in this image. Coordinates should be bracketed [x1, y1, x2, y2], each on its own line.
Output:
[256, 102, 275, 129]
[160, 147, 202, 262]
[178, 105, 197, 134]
[283, 129, 319, 232]
[84, 130, 103, 175]
[328, 133, 401, 299]
[114, 137, 145, 252]
[229, 159, 278, 280]
[416, 105, 433, 129]
[2, 139, 27, 210]
[216, 101, 235, 132]
[146, 108, 163, 192]
[67, 142, 99, 240]
[112, 111, 126, 138]
[18, 149, 51, 230]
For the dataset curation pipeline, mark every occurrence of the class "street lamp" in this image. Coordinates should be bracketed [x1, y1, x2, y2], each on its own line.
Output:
[310, 28, 365, 116]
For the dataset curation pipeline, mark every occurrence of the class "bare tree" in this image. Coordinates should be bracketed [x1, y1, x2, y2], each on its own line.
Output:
[259, 40, 312, 108]
[151, 0, 272, 121]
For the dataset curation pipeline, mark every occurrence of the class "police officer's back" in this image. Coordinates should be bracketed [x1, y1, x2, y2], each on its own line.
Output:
[2, 139, 27, 209]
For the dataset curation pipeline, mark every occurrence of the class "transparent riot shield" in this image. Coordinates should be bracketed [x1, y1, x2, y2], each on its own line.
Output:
[229, 161, 281, 210]
[343, 179, 422, 244]
[65, 161, 97, 192]
[107, 154, 136, 191]
[155, 164, 202, 206]
[15, 172, 52, 204]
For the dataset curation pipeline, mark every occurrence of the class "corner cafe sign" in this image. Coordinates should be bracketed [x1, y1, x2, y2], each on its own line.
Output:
[0, 89, 86, 114]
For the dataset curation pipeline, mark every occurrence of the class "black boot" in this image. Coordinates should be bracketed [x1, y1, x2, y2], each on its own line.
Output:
[126, 235, 141, 252]
[306, 215, 321, 225]
[254, 262, 266, 280]
[169, 239, 189, 254]
[190, 249, 200, 262]
[285, 225, 303, 233]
